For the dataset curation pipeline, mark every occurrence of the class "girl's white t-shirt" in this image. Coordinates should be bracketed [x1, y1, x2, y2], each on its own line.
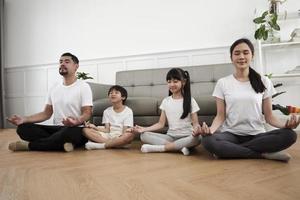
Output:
[160, 96, 200, 137]
[213, 74, 276, 136]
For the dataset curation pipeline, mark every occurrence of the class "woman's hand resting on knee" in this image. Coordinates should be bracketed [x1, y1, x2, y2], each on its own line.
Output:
[285, 114, 300, 129]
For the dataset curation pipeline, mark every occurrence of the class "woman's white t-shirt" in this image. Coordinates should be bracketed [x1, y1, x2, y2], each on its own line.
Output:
[213, 74, 276, 136]
[160, 96, 200, 137]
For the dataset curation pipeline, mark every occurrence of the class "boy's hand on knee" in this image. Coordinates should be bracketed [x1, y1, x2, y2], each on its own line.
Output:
[126, 127, 134, 133]
[84, 121, 97, 129]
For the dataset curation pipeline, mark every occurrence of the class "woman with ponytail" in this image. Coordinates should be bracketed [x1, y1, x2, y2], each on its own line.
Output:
[198, 38, 299, 162]
[133, 68, 201, 155]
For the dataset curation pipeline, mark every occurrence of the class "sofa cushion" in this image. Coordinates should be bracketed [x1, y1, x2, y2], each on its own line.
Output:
[126, 97, 161, 116]
[93, 99, 111, 116]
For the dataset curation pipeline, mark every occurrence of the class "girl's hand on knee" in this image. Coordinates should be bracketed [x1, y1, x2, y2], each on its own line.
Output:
[192, 124, 201, 136]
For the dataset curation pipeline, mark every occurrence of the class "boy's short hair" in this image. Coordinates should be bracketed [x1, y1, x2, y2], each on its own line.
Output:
[108, 85, 128, 104]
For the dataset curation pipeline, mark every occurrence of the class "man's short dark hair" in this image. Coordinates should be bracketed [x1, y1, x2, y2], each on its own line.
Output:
[61, 52, 79, 64]
[108, 85, 128, 104]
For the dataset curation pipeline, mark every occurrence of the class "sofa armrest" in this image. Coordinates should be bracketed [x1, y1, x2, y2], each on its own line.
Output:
[87, 82, 113, 101]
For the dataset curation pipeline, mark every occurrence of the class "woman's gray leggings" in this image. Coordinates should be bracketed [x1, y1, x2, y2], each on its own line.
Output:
[140, 132, 200, 150]
[202, 128, 297, 159]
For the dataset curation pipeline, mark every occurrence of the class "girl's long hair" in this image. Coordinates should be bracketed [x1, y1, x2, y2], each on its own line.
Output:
[166, 68, 191, 119]
[230, 38, 266, 93]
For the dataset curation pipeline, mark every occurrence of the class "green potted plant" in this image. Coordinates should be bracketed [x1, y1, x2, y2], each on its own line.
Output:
[253, 0, 286, 42]
[76, 72, 94, 80]
[253, 10, 280, 41]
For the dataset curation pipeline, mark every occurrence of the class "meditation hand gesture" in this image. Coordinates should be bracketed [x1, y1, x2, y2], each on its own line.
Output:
[62, 116, 82, 127]
[192, 124, 201, 136]
[193, 122, 212, 136]
[84, 121, 97, 129]
[201, 122, 212, 135]
[7, 115, 26, 126]
[192, 122, 211, 136]
[132, 125, 145, 134]
[285, 114, 300, 129]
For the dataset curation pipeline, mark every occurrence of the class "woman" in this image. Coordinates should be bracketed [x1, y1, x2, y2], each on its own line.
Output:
[198, 38, 299, 162]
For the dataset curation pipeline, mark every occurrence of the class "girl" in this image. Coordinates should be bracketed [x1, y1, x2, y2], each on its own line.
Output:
[199, 38, 299, 162]
[133, 68, 201, 155]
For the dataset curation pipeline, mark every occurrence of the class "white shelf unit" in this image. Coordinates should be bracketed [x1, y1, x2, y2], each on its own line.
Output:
[254, 9, 300, 75]
[261, 41, 300, 48]
[256, 40, 300, 75]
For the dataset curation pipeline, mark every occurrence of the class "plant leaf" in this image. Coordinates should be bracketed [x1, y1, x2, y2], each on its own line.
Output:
[273, 23, 280, 31]
[253, 17, 265, 24]
[274, 83, 283, 88]
[272, 91, 286, 98]
[254, 29, 260, 39]
[272, 104, 289, 115]
[262, 11, 269, 18]
[263, 29, 268, 40]
[265, 73, 273, 79]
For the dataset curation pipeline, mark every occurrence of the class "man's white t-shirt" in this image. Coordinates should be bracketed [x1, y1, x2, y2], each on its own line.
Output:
[46, 79, 93, 125]
[213, 74, 276, 136]
[160, 96, 200, 137]
[102, 106, 133, 132]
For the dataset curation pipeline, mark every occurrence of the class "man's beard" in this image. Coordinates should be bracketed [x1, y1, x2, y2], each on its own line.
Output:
[59, 67, 68, 76]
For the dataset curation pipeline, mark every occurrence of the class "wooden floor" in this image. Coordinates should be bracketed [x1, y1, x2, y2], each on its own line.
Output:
[1, 129, 300, 200]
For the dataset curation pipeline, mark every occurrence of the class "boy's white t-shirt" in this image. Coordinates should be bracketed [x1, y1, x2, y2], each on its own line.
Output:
[213, 74, 276, 136]
[46, 79, 93, 125]
[102, 106, 133, 132]
[160, 96, 200, 137]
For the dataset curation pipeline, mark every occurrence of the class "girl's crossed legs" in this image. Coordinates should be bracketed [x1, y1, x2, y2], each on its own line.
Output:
[140, 132, 200, 155]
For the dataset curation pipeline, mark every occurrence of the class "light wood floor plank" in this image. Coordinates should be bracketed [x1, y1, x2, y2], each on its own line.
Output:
[1, 129, 300, 200]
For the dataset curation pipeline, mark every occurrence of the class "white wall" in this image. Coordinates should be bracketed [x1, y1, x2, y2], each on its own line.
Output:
[3, 0, 271, 68]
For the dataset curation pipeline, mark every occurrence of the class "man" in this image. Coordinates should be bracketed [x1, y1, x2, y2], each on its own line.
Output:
[7, 53, 93, 152]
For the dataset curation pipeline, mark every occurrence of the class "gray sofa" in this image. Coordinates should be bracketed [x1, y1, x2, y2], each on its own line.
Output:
[88, 64, 234, 131]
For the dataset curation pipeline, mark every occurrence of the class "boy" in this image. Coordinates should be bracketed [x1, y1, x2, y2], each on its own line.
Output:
[84, 85, 134, 150]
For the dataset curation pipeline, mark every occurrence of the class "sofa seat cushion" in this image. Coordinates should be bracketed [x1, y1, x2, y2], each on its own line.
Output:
[93, 99, 111, 116]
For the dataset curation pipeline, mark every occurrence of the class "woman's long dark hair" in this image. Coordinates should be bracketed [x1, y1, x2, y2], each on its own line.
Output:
[230, 38, 266, 93]
[166, 68, 191, 119]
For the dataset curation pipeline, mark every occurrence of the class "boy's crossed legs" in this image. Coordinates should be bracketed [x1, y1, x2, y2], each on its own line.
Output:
[83, 127, 135, 150]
